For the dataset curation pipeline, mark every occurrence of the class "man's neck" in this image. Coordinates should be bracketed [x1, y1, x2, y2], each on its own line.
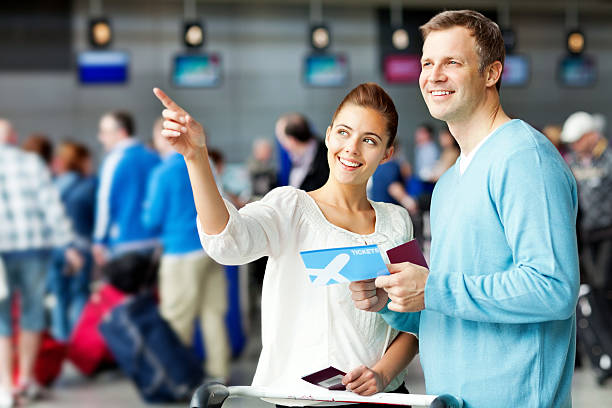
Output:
[448, 94, 511, 157]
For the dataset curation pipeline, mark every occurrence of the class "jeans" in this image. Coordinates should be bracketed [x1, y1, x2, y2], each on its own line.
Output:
[0, 250, 51, 336]
[46, 248, 92, 341]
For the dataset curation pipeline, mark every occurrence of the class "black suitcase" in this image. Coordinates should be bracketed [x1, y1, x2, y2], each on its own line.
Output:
[576, 284, 612, 385]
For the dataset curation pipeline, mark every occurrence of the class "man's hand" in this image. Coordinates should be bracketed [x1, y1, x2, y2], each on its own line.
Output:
[375, 262, 429, 313]
[342, 365, 385, 396]
[349, 279, 388, 312]
[64, 248, 84, 275]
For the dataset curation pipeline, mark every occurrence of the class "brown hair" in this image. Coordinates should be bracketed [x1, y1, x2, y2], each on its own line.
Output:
[22, 133, 53, 165]
[108, 110, 135, 136]
[331, 82, 398, 147]
[420, 10, 505, 91]
[56, 141, 91, 175]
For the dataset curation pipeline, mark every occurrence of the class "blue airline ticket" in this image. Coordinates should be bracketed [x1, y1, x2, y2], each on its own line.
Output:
[300, 244, 389, 286]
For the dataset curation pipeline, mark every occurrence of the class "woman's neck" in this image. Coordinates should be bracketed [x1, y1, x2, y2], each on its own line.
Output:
[311, 180, 370, 211]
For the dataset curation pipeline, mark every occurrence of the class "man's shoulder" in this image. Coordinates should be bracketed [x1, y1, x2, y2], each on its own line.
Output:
[0, 145, 47, 171]
[119, 142, 160, 166]
[490, 119, 558, 158]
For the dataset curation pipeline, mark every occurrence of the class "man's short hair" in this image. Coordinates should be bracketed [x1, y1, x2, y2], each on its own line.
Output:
[284, 114, 313, 143]
[109, 110, 135, 136]
[420, 10, 505, 91]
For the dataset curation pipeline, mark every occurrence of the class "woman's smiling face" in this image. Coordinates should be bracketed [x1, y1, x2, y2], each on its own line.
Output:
[325, 103, 393, 187]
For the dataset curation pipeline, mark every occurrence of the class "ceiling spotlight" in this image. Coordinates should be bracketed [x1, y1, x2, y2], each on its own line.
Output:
[89, 18, 112, 48]
[310, 24, 330, 51]
[567, 29, 585, 55]
[184, 21, 204, 48]
[391, 27, 409, 50]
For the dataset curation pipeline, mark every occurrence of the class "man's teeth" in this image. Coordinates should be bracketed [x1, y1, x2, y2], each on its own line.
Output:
[339, 158, 361, 167]
[432, 90, 452, 96]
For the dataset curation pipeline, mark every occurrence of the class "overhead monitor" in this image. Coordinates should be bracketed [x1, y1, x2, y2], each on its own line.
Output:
[172, 53, 221, 88]
[558, 55, 596, 87]
[383, 54, 421, 84]
[77, 50, 129, 84]
[303, 54, 349, 87]
[501, 54, 530, 87]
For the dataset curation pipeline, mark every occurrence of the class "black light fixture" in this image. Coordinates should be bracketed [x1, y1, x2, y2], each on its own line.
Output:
[566, 29, 585, 55]
[89, 17, 112, 48]
[501, 28, 516, 54]
[310, 24, 330, 51]
[184, 21, 204, 48]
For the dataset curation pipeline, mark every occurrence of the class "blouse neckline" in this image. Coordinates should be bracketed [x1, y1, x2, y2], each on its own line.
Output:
[296, 188, 388, 242]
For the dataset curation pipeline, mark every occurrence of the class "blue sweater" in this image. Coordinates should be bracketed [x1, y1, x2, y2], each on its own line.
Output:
[142, 152, 203, 255]
[381, 120, 579, 407]
[94, 140, 160, 251]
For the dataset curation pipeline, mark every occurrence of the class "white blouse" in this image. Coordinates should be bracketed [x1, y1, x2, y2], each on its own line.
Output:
[198, 186, 414, 403]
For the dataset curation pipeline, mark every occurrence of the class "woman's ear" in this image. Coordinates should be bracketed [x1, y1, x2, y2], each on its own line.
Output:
[325, 125, 331, 148]
[380, 145, 395, 164]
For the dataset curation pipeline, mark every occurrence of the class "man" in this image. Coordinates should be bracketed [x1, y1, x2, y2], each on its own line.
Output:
[350, 10, 579, 407]
[93, 111, 160, 265]
[413, 123, 439, 183]
[275, 113, 328, 191]
[0, 119, 77, 407]
[562, 111, 612, 289]
[142, 118, 230, 381]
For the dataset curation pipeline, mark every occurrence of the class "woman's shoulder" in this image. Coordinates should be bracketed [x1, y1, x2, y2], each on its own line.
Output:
[261, 185, 304, 202]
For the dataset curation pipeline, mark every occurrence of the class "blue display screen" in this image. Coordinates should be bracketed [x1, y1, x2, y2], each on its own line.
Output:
[304, 54, 348, 87]
[77, 51, 129, 84]
[558, 55, 596, 87]
[172, 53, 221, 88]
[501, 54, 530, 87]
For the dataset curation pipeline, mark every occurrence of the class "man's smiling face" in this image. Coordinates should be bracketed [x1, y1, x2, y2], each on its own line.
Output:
[419, 26, 489, 124]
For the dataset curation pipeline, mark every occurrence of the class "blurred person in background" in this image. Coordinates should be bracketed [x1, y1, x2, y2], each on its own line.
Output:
[562, 111, 612, 289]
[369, 140, 418, 215]
[208, 148, 248, 208]
[21, 134, 53, 167]
[542, 124, 569, 159]
[0, 120, 78, 407]
[420, 127, 460, 183]
[413, 123, 439, 185]
[275, 113, 329, 191]
[47, 141, 97, 341]
[246, 138, 278, 319]
[248, 138, 277, 202]
[143, 117, 230, 381]
[93, 111, 160, 266]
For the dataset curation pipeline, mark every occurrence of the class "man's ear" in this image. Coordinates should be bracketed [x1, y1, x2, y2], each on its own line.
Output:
[486, 61, 503, 88]
[325, 125, 331, 148]
[380, 145, 395, 164]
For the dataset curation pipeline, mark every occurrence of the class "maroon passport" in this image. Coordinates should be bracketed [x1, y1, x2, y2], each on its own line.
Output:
[301, 366, 347, 390]
[386, 239, 428, 267]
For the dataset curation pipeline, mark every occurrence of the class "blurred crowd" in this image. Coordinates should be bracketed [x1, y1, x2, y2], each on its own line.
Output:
[0, 106, 610, 407]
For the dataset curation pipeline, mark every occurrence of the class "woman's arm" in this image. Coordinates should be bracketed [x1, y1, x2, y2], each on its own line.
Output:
[153, 88, 228, 234]
[342, 331, 418, 396]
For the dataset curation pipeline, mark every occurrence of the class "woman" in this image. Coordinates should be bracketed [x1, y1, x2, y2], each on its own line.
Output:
[47, 141, 96, 341]
[153, 83, 418, 406]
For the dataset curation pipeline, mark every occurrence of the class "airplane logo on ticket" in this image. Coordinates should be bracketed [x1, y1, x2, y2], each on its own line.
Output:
[299, 244, 389, 286]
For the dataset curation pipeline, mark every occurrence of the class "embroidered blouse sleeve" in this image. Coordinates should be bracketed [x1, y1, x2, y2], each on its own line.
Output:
[197, 186, 301, 265]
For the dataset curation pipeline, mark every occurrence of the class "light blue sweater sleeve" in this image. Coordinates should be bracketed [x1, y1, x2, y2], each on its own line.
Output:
[425, 143, 579, 323]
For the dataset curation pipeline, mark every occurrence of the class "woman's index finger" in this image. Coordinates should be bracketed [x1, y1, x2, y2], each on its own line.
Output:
[153, 87, 183, 112]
